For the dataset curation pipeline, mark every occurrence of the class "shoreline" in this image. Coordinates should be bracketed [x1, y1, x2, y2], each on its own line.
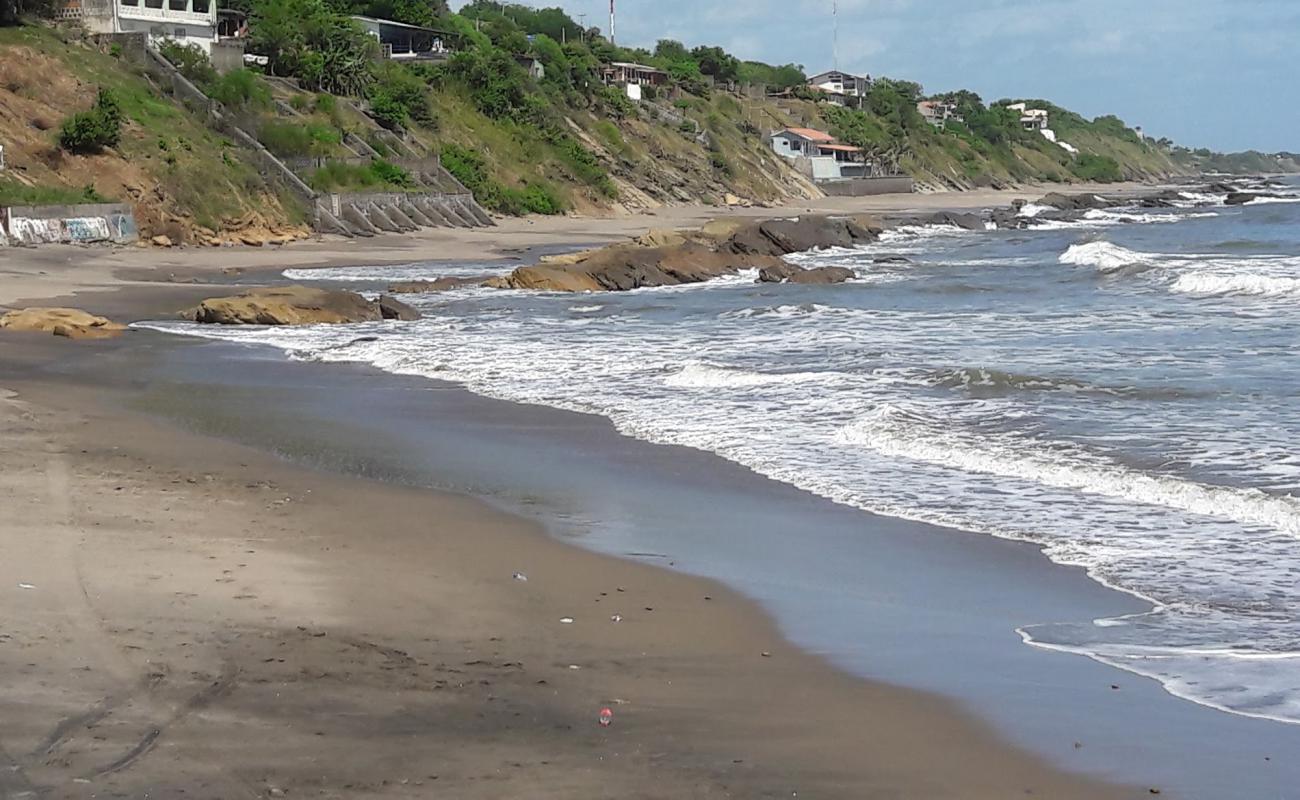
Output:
[0, 181, 1160, 310]
[0, 188, 1165, 797]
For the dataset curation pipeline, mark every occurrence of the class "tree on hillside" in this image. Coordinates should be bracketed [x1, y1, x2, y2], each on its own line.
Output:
[691, 45, 739, 83]
[250, 0, 376, 94]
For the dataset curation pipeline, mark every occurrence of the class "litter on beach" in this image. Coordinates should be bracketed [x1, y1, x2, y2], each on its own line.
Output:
[598, 707, 613, 727]
[17, 583, 34, 590]
[610, 614, 622, 622]
[559, 617, 574, 624]
[512, 572, 528, 581]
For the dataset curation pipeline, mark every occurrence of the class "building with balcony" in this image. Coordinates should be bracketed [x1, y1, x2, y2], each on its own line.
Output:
[806, 70, 870, 103]
[1006, 102, 1049, 131]
[352, 15, 456, 61]
[917, 100, 962, 129]
[80, 0, 219, 54]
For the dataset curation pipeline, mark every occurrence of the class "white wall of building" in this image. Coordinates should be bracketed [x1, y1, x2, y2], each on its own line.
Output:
[84, 0, 218, 54]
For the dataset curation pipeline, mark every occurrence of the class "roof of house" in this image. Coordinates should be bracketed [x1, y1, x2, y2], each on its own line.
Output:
[350, 15, 451, 35]
[807, 70, 866, 83]
[608, 61, 667, 73]
[778, 127, 838, 143]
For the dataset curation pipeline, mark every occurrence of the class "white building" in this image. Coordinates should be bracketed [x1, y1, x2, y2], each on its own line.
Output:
[80, 0, 218, 54]
[918, 100, 961, 129]
[806, 70, 870, 101]
[768, 127, 867, 181]
[1006, 102, 1049, 130]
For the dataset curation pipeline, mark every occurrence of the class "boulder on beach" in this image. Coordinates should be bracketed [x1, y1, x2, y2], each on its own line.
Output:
[0, 307, 127, 340]
[756, 263, 854, 285]
[182, 286, 420, 325]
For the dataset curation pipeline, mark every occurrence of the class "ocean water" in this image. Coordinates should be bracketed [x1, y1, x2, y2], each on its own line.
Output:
[142, 180, 1300, 726]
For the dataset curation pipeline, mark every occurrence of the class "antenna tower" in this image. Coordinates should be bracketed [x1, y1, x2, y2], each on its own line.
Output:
[832, 0, 839, 71]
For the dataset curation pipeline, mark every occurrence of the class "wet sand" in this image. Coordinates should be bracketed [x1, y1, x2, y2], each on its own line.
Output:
[0, 191, 1163, 797]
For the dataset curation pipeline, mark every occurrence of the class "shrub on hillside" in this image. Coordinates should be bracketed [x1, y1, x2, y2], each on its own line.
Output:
[57, 88, 122, 154]
[259, 120, 339, 157]
[158, 40, 216, 86]
[367, 64, 434, 130]
[307, 159, 414, 191]
[441, 143, 563, 215]
[208, 68, 272, 109]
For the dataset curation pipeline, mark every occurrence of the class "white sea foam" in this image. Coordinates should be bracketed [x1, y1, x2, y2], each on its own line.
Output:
[666, 361, 845, 389]
[1017, 203, 1055, 218]
[1059, 241, 1148, 272]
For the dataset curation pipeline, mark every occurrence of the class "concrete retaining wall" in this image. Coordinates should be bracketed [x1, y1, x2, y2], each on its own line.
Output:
[818, 176, 915, 196]
[1, 203, 138, 245]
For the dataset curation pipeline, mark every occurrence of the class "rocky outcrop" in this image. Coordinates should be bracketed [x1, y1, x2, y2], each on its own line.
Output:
[490, 215, 881, 293]
[377, 294, 420, 321]
[1225, 192, 1263, 206]
[756, 264, 855, 285]
[492, 243, 788, 292]
[0, 307, 127, 340]
[928, 211, 988, 231]
[726, 216, 879, 257]
[183, 286, 421, 325]
[1036, 192, 1117, 211]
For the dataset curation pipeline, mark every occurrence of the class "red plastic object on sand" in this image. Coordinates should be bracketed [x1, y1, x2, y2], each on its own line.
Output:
[598, 707, 614, 727]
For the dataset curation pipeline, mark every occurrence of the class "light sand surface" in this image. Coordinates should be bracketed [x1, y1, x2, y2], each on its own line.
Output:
[0, 358, 1150, 799]
[0, 183, 1152, 310]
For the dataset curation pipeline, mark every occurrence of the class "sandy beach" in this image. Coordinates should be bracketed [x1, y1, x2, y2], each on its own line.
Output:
[0, 188, 1163, 798]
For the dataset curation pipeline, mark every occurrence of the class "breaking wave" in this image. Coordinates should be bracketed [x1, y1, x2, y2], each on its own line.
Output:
[837, 405, 1300, 536]
[1059, 241, 1151, 273]
[1170, 272, 1300, 298]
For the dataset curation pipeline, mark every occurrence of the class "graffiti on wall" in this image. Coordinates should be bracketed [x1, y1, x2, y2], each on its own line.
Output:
[1, 205, 138, 246]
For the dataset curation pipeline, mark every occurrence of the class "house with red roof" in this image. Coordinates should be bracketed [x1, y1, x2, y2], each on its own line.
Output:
[767, 127, 867, 181]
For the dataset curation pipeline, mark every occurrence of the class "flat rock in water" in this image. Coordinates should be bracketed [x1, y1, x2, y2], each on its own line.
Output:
[387, 277, 482, 294]
[1225, 191, 1268, 206]
[183, 286, 388, 325]
[0, 307, 126, 340]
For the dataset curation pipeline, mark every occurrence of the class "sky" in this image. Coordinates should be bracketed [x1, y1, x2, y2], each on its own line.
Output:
[517, 0, 1300, 153]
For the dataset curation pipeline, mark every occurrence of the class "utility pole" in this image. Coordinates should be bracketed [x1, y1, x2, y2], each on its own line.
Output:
[577, 12, 586, 42]
[609, 0, 616, 46]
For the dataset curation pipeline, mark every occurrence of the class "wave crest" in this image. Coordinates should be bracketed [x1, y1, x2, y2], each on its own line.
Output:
[837, 404, 1300, 536]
